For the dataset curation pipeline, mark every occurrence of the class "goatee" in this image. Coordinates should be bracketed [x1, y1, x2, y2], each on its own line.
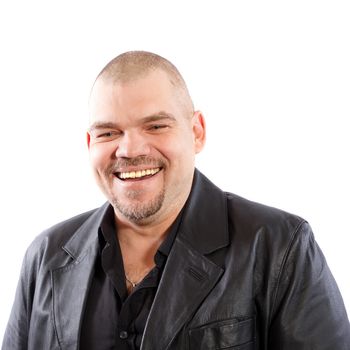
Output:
[112, 188, 165, 223]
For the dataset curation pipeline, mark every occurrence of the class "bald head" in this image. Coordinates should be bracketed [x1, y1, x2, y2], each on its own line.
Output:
[94, 51, 194, 118]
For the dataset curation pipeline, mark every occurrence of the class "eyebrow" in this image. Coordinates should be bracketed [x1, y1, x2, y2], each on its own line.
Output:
[88, 121, 119, 133]
[88, 111, 177, 132]
[141, 112, 177, 123]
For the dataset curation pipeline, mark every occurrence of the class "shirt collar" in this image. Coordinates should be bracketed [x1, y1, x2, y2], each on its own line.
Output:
[99, 204, 118, 250]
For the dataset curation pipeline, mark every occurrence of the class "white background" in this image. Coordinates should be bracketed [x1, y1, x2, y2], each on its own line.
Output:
[0, 0, 349, 342]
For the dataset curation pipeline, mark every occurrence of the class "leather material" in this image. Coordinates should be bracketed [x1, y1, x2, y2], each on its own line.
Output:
[2, 170, 350, 349]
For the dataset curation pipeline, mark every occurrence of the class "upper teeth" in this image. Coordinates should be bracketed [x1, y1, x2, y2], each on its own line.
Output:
[118, 167, 160, 179]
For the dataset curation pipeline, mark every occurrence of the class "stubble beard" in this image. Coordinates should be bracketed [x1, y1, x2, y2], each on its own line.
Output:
[111, 187, 165, 223]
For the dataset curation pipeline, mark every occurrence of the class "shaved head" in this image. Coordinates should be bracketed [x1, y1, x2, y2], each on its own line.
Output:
[88, 50, 206, 225]
[93, 51, 194, 118]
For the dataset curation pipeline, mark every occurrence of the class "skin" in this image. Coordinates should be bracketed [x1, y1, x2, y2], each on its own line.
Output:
[87, 69, 205, 289]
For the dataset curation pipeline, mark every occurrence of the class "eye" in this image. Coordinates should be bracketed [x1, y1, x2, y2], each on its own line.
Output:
[148, 124, 169, 131]
[97, 131, 115, 138]
[92, 130, 121, 142]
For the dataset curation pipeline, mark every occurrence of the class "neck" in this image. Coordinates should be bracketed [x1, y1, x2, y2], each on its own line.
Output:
[114, 197, 186, 272]
[115, 205, 183, 286]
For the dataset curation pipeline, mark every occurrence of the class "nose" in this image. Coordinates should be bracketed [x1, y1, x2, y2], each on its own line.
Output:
[115, 130, 151, 159]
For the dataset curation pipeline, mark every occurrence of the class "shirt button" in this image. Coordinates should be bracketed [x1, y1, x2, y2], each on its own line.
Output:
[119, 330, 128, 339]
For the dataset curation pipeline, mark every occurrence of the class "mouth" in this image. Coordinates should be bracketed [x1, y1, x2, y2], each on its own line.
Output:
[115, 167, 162, 181]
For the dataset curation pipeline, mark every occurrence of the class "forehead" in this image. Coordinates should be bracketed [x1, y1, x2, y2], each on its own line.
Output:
[90, 69, 180, 119]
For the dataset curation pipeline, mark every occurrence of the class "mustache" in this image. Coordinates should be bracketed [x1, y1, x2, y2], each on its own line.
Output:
[106, 156, 166, 173]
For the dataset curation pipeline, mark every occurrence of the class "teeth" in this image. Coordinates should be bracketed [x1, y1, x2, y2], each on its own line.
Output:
[118, 167, 160, 179]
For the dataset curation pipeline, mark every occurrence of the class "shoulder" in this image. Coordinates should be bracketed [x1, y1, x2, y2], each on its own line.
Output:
[225, 192, 305, 225]
[224, 191, 312, 249]
[191, 170, 312, 251]
[23, 205, 104, 272]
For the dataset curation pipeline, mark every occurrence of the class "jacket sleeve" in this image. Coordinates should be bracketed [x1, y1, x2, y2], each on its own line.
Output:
[268, 222, 350, 349]
[2, 248, 36, 350]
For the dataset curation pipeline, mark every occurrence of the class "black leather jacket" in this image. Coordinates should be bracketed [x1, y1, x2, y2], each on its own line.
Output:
[2, 170, 350, 349]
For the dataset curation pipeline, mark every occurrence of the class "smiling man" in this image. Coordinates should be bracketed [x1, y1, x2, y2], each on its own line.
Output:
[3, 51, 350, 350]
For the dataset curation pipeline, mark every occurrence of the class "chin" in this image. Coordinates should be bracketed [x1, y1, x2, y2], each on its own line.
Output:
[111, 189, 165, 223]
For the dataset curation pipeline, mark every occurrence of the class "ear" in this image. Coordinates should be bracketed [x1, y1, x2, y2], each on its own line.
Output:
[192, 110, 206, 154]
[86, 132, 91, 149]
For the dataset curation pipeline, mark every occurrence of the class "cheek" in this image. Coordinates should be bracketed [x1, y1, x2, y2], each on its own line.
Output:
[89, 144, 114, 170]
[159, 138, 195, 168]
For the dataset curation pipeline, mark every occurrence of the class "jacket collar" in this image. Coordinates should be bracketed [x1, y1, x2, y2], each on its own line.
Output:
[178, 169, 229, 254]
[62, 202, 110, 261]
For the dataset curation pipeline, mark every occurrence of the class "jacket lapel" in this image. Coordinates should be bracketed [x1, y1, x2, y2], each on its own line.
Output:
[141, 170, 230, 350]
[51, 204, 110, 350]
[51, 247, 97, 350]
[141, 236, 224, 350]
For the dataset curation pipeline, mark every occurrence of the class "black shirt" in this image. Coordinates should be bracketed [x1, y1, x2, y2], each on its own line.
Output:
[80, 205, 181, 349]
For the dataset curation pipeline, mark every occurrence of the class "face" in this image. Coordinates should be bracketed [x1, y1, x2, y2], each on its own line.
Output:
[88, 69, 205, 225]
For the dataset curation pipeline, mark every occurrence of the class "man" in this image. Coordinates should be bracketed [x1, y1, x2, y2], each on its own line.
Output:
[2, 51, 350, 350]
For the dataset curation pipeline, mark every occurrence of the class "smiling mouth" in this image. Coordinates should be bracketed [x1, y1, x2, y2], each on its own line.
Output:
[116, 167, 161, 180]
